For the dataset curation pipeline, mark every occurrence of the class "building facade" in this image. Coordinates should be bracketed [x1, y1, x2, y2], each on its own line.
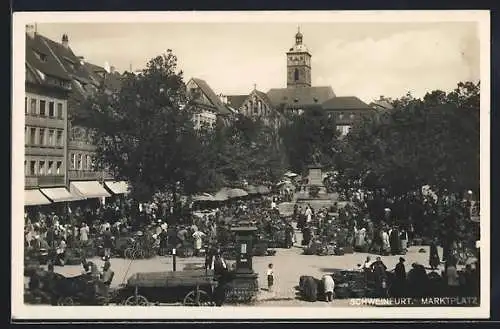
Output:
[186, 78, 231, 129]
[25, 27, 74, 205]
[24, 29, 129, 207]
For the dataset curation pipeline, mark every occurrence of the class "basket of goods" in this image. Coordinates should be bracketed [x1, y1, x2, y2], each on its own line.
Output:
[303, 241, 321, 255]
[299, 275, 318, 302]
[334, 246, 345, 256]
[64, 248, 84, 265]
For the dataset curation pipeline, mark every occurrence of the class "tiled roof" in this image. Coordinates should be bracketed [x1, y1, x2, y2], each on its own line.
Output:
[266, 86, 336, 108]
[254, 90, 273, 107]
[40, 34, 95, 86]
[322, 96, 372, 111]
[103, 72, 122, 93]
[226, 95, 247, 110]
[370, 100, 394, 110]
[192, 78, 231, 115]
[25, 33, 71, 82]
[83, 62, 106, 86]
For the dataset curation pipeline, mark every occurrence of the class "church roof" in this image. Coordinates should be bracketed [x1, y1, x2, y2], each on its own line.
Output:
[266, 86, 336, 108]
[254, 90, 273, 107]
[322, 96, 372, 111]
[191, 78, 231, 115]
[226, 95, 247, 110]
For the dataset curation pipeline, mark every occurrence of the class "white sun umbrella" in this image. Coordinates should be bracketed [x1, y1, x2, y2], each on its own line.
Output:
[192, 193, 215, 202]
[284, 171, 298, 178]
[227, 188, 249, 199]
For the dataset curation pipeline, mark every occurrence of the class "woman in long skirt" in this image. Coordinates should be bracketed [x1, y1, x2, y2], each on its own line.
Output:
[429, 238, 440, 270]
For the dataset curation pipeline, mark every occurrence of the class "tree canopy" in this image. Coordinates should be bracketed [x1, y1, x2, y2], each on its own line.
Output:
[335, 81, 480, 198]
[73, 51, 287, 201]
[201, 115, 287, 188]
[280, 108, 340, 175]
[73, 51, 208, 201]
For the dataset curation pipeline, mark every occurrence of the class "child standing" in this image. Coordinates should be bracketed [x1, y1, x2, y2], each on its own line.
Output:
[267, 263, 274, 292]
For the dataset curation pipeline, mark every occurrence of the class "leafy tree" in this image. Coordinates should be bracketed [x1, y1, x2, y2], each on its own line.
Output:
[202, 115, 287, 186]
[280, 108, 340, 174]
[73, 51, 209, 202]
[336, 81, 480, 199]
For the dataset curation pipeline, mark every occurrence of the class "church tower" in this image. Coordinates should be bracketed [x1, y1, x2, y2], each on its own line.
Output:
[286, 27, 312, 88]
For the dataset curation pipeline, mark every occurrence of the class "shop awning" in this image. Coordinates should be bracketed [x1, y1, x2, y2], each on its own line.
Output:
[70, 181, 111, 198]
[104, 181, 130, 195]
[25, 189, 52, 206]
[40, 187, 83, 203]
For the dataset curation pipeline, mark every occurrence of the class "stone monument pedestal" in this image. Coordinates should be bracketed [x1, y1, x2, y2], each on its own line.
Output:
[307, 165, 327, 195]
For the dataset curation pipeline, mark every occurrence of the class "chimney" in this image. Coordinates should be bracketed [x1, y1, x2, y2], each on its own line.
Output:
[62, 34, 69, 48]
[26, 24, 36, 39]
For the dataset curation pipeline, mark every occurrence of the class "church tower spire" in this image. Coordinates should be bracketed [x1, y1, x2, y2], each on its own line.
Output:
[286, 27, 311, 88]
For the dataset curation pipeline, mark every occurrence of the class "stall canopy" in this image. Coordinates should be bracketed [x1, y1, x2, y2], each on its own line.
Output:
[25, 189, 52, 206]
[70, 181, 111, 199]
[226, 188, 248, 199]
[40, 187, 83, 203]
[256, 185, 271, 194]
[213, 187, 249, 201]
[245, 185, 258, 195]
[192, 193, 215, 202]
[104, 181, 130, 195]
[284, 171, 299, 178]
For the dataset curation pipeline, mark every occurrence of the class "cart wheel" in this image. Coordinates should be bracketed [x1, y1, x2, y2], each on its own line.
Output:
[124, 295, 149, 306]
[133, 249, 144, 259]
[124, 248, 133, 259]
[57, 296, 74, 306]
[183, 289, 211, 306]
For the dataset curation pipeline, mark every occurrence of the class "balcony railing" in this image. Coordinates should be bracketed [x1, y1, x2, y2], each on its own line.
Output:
[68, 170, 113, 181]
[25, 175, 65, 188]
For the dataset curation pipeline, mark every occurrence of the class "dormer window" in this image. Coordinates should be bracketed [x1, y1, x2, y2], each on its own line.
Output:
[33, 51, 47, 62]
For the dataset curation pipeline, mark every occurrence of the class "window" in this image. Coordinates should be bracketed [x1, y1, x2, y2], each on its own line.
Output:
[39, 100, 46, 116]
[25, 127, 28, 145]
[48, 101, 55, 117]
[338, 113, 344, 120]
[25, 97, 28, 114]
[71, 153, 76, 169]
[48, 129, 55, 145]
[56, 130, 63, 146]
[56, 161, 62, 174]
[77, 154, 83, 170]
[30, 99, 37, 115]
[350, 113, 355, 120]
[38, 161, 45, 175]
[24, 161, 27, 175]
[294, 68, 299, 81]
[30, 128, 36, 145]
[86, 155, 92, 170]
[33, 51, 47, 62]
[29, 161, 36, 175]
[57, 103, 63, 119]
[38, 128, 45, 145]
[47, 161, 53, 174]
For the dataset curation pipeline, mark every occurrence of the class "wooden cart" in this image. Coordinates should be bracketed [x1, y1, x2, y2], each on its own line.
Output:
[114, 269, 219, 306]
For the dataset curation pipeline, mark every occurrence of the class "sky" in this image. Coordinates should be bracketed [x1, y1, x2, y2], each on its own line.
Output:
[35, 21, 480, 103]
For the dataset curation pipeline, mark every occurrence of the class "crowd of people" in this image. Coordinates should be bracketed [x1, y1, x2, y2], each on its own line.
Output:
[24, 191, 295, 267]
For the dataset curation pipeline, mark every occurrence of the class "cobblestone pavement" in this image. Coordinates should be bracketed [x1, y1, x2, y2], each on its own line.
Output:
[36, 238, 442, 307]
